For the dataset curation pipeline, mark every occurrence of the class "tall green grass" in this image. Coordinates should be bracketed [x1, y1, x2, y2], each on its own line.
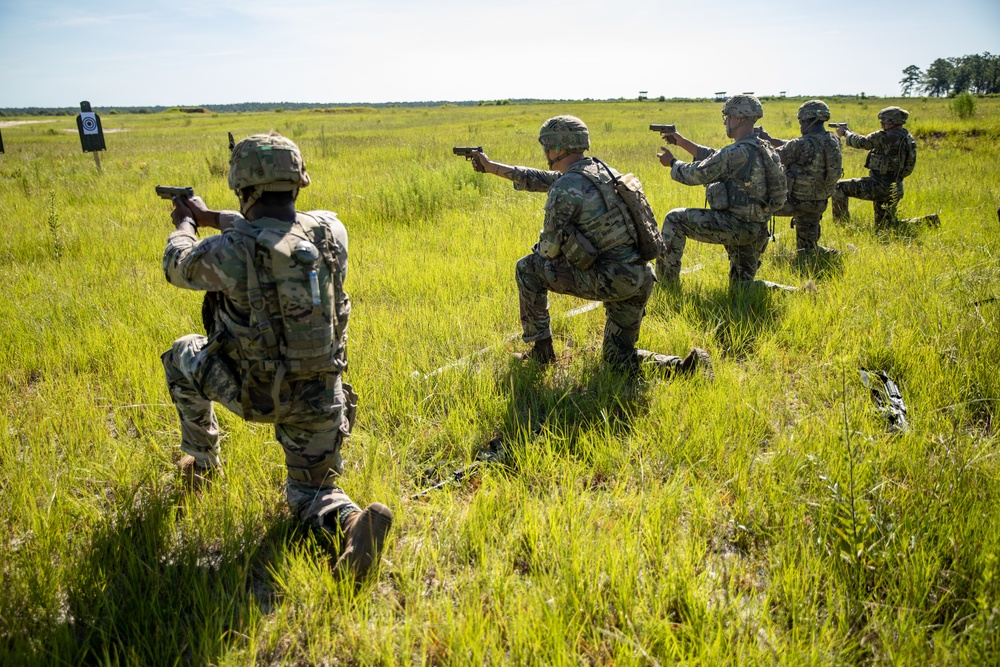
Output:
[1, 99, 998, 665]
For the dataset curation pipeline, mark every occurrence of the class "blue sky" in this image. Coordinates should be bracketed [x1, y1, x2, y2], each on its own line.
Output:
[1, 0, 997, 107]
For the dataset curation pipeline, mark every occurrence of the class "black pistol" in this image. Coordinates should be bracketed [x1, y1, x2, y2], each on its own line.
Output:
[649, 124, 677, 144]
[155, 185, 195, 200]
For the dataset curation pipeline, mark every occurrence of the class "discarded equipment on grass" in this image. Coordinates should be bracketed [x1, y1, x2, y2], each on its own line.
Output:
[861, 369, 909, 433]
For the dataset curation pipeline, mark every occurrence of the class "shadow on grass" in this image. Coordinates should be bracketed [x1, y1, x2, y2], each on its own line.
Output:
[681, 282, 786, 360]
[496, 353, 654, 463]
[7, 481, 307, 666]
[765, 241, 846, 281]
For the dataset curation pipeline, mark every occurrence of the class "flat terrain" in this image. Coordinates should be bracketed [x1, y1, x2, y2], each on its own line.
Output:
[1, 98, 998, 665]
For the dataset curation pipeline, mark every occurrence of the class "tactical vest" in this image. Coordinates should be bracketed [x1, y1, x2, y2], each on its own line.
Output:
[212, 212, 349, 420]
[865, 129, 917, 180]
[787, 132, 843, 202]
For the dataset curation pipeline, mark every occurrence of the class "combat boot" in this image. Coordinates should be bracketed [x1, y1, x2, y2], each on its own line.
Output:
[332, 502, 394, 580]
[679, 347, 713, 380]
[177, 454, 218, 491]
[513, 337, 556, 364]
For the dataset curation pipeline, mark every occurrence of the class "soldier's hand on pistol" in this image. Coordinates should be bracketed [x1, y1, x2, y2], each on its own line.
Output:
[835, 125, 848, 137]
[657, 147, 675, 167]
[660, 131, 679, 145]
[182, 196, 220, 229]
[170, 196, 196, 228]
[470, 150, 490, 174]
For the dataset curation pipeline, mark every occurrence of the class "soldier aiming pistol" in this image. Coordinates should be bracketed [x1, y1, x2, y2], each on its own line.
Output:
[454, 146, 484, 172]
[453, 146, 483, 158]
[649, 124, 677, 144]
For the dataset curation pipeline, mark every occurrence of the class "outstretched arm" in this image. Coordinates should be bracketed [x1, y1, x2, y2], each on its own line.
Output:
[470, 150, 516, 180]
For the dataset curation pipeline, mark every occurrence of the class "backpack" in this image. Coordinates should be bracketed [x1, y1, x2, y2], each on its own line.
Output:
[733, 136, 787, 215]
[223, 212, 349, 419]
[866, 129, 917, 180]
[589, 158, 665, 261]
[788, 132, 842, 201]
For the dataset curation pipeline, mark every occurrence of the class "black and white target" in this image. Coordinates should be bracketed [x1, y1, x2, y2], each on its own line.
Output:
[76, 110, 106, 152]
[80, 113, 99, 134]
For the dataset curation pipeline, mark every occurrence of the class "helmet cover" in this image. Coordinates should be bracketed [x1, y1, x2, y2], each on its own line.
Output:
[722, 95, 764, 121]
[877, 106, 909, 125]
[538, 115, 590, 152]
[228, 132, 310, 193]
[797, 99, 831, 122]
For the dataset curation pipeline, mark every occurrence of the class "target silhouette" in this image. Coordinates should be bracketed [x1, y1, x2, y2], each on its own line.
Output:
[76, 105, 106, 153]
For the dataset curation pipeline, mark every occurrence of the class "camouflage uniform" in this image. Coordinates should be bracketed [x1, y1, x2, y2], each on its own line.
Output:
[162, 210, 361, 530]
[772, 128, 842, 252]
[658, 137, 778, 284]
[512, 157, 656, 367]
[832, 107, 917, 227]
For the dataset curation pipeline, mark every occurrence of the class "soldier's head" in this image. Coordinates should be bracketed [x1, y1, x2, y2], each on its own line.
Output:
[797, 100, 831, 133]
[877, 106, 908, 129]
[722, 95, 763, 138]
[228, 132, 310, 215]
[538, 115, 589, 168]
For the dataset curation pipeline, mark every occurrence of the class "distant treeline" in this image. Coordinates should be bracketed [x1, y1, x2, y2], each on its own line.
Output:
[901, 52, 1000, 97]
[1, 94, 927, 118]
[0, 100, 528, 117]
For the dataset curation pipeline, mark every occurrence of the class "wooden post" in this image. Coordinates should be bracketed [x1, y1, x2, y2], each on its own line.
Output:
[93, 151, 102, 173]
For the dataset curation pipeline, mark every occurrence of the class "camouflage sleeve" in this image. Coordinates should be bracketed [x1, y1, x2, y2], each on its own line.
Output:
[537, 177, 584, 259]
[845, 130, 876, 150]
[691, 143, 717, 162]
[512, 166, 561, 193]
[671, 143, 746, 186]
[163, 231, 241, 292]
[218, 210, 239, 229]
[775, 137, 803, 166]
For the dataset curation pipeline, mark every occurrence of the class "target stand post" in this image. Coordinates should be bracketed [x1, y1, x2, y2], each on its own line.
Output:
[76, 101, 106, 172]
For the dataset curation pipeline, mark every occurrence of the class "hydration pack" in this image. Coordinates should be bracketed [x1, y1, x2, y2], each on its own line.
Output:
[220, 212, 349, 419]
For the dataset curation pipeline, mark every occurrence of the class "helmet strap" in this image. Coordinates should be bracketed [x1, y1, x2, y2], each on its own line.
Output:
[239, 188, 263, 217]
[546, 149, 574, 168]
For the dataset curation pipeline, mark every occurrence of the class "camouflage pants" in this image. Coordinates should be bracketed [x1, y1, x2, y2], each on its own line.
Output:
[832, 177, 904, 227]
[162, 334, 360, 530]
[773, 199, 827, 252]
[516, 252, 654, 366]
[657, 208, 770, 285]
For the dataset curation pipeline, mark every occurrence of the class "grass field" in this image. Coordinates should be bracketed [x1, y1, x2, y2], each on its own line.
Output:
[1, 97, 998, 665]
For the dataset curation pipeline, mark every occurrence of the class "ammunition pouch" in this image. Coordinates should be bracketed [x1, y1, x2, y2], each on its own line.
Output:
[562, 226, 599, 270]
[706, 182, 729, 210]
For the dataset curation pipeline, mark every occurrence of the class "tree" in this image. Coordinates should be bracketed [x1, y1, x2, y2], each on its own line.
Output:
[922, 58, 954, 97]
[900, 65, 922, 96]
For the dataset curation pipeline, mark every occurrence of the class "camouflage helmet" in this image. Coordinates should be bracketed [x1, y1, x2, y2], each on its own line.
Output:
[538, 115, 590, 152]
[877, 106, 909, 125]
[797, 99, 831, 122]
[722, 95, 764, 121]
[228, 132, 310, 193]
